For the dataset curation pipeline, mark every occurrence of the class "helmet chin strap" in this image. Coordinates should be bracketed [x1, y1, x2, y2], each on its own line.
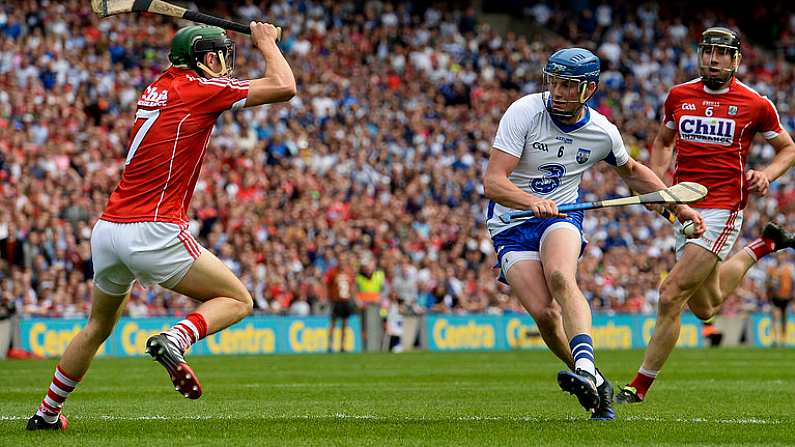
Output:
[196, 50, 230, 78]
[578, 81, 589, 104]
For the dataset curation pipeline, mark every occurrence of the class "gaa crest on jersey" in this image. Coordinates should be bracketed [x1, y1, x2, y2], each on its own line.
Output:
[576, 148, 591, 164]
[728, 105, 738, 115]
[678, 115, 735, 146]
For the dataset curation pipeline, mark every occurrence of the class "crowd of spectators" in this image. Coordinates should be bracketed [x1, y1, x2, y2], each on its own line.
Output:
[1, 0, 794, 320]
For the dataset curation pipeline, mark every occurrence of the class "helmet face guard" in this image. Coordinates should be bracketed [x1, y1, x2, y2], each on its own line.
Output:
[194, 36, 236, 78]
[542, 71, 595, 119]
[542, 48, 600, 120]
[698, 27, 740, 90]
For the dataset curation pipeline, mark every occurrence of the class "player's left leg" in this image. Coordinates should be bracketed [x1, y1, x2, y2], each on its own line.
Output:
[150, 249, 253, 399]
[340, 315, 349, 353]
[539, 226, 604, 414]
[702, 223, 795, 312]
[328, 314, 338, 353]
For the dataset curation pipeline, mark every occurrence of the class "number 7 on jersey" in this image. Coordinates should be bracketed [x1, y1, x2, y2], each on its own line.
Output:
[126, 109, 160, 165]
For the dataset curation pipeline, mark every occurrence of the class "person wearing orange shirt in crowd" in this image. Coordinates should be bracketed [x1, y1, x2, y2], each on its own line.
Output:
[326, 254, 358, 353]
[767, 254, 793, 347]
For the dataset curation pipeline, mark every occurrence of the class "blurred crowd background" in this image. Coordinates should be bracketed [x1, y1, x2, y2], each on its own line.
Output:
[1, 0, 794, 321]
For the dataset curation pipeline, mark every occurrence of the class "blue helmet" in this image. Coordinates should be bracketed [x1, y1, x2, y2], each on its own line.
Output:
[544, 48, 601, 83]
[543, 48, 600, 118]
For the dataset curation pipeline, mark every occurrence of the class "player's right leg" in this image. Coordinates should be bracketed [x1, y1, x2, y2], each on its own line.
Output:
[28, 219, 133, 431]
[616, 243, 717, 404]
[27, 287, 129, 431]
[504, 260, 572, 369]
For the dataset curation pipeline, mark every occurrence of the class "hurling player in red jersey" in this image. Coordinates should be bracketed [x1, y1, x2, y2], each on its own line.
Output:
[27, 22, 295, 431]
[616, 27, 795, 404]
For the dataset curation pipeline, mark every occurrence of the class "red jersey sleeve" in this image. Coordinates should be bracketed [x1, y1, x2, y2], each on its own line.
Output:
[176, 75, 250, 114]
[756, 96, 784, 140]
[662, 88, 678, 130]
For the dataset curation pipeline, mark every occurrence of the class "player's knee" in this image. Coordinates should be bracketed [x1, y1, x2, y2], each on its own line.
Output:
[690, 304, 716, 321]
[658, 281, 691, 314]
[546, 270, 575, 297]
[532, 305, 561, 329]
[235, 289, 254, 317]
[658, 289, 684, 318]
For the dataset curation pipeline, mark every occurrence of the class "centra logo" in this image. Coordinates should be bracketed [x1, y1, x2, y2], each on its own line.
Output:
[678, 115, 735, 146]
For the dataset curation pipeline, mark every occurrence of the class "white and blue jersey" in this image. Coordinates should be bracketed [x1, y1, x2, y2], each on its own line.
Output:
[487, 93, 630, 279]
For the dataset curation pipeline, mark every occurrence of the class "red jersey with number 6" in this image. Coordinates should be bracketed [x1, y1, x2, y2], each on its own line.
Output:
[663, 77, 784, 211]
[101, 67, 249, 224]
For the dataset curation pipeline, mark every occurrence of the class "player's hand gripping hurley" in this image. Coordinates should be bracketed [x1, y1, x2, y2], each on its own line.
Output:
[498, 182, 707, 224]
[92, 0, 282, 41]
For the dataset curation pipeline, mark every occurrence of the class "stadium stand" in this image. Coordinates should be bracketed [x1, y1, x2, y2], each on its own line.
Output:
[1, 0, 793, 321]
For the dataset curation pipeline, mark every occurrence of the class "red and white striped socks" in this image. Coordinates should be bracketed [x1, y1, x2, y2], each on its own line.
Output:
[36, 365, 81, 424]
[163, 312, 208, 353]
[745, 237, 776, 261]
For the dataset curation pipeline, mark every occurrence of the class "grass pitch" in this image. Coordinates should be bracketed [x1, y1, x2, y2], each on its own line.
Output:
[1, 348, 793, 446]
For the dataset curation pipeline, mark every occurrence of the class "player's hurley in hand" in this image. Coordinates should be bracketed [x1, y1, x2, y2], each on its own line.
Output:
[250, 21, 282, 48]
[499, 182, 708, 224]
[91, 0, 282, 41]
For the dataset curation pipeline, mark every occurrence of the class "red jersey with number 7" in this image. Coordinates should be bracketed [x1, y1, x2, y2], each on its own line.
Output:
[101, 66, 250, 224]
[662, 77, 784, 211]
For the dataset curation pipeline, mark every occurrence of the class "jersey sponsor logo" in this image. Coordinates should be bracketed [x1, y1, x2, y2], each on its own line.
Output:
[138, 86, 169, 107]
[530, 163, 566, 194]
[678, 115, 735, 146]
[681, 103, 696, 111]
[576, 148, 591, 164]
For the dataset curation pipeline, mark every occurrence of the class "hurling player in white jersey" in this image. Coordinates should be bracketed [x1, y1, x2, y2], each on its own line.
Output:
[483, 48, 704, 420]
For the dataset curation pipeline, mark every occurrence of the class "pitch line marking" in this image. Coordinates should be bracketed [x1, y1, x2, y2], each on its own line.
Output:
[0, 414, 783, 424]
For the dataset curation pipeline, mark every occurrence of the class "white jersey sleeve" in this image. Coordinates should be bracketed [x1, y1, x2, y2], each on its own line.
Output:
[493, 97, 533, 158]
[604, 124, 630, 167]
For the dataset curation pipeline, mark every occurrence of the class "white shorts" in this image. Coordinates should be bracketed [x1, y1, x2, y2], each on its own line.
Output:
[91, 219, 203, 296]
[675, 208, 742, 261]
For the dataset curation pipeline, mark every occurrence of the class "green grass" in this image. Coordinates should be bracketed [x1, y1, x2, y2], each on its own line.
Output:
[1, 348, 793, 446]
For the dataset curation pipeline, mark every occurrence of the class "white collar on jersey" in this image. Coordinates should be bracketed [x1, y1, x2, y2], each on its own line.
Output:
[702, 84, 730, 95]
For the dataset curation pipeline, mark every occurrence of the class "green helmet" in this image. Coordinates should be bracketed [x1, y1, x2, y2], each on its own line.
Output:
[169, 25, 235, 77]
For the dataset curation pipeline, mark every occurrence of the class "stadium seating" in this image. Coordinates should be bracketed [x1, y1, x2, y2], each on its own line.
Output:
[0, 1, 793, 319]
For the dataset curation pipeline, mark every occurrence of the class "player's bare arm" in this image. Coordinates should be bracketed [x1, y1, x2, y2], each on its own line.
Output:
[483, 149, 564, 218]
[245, 21, 297, 107]
[747, 131, 795, 196]
[612, 157, 705, 236]
[650, 122, 676, 183]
